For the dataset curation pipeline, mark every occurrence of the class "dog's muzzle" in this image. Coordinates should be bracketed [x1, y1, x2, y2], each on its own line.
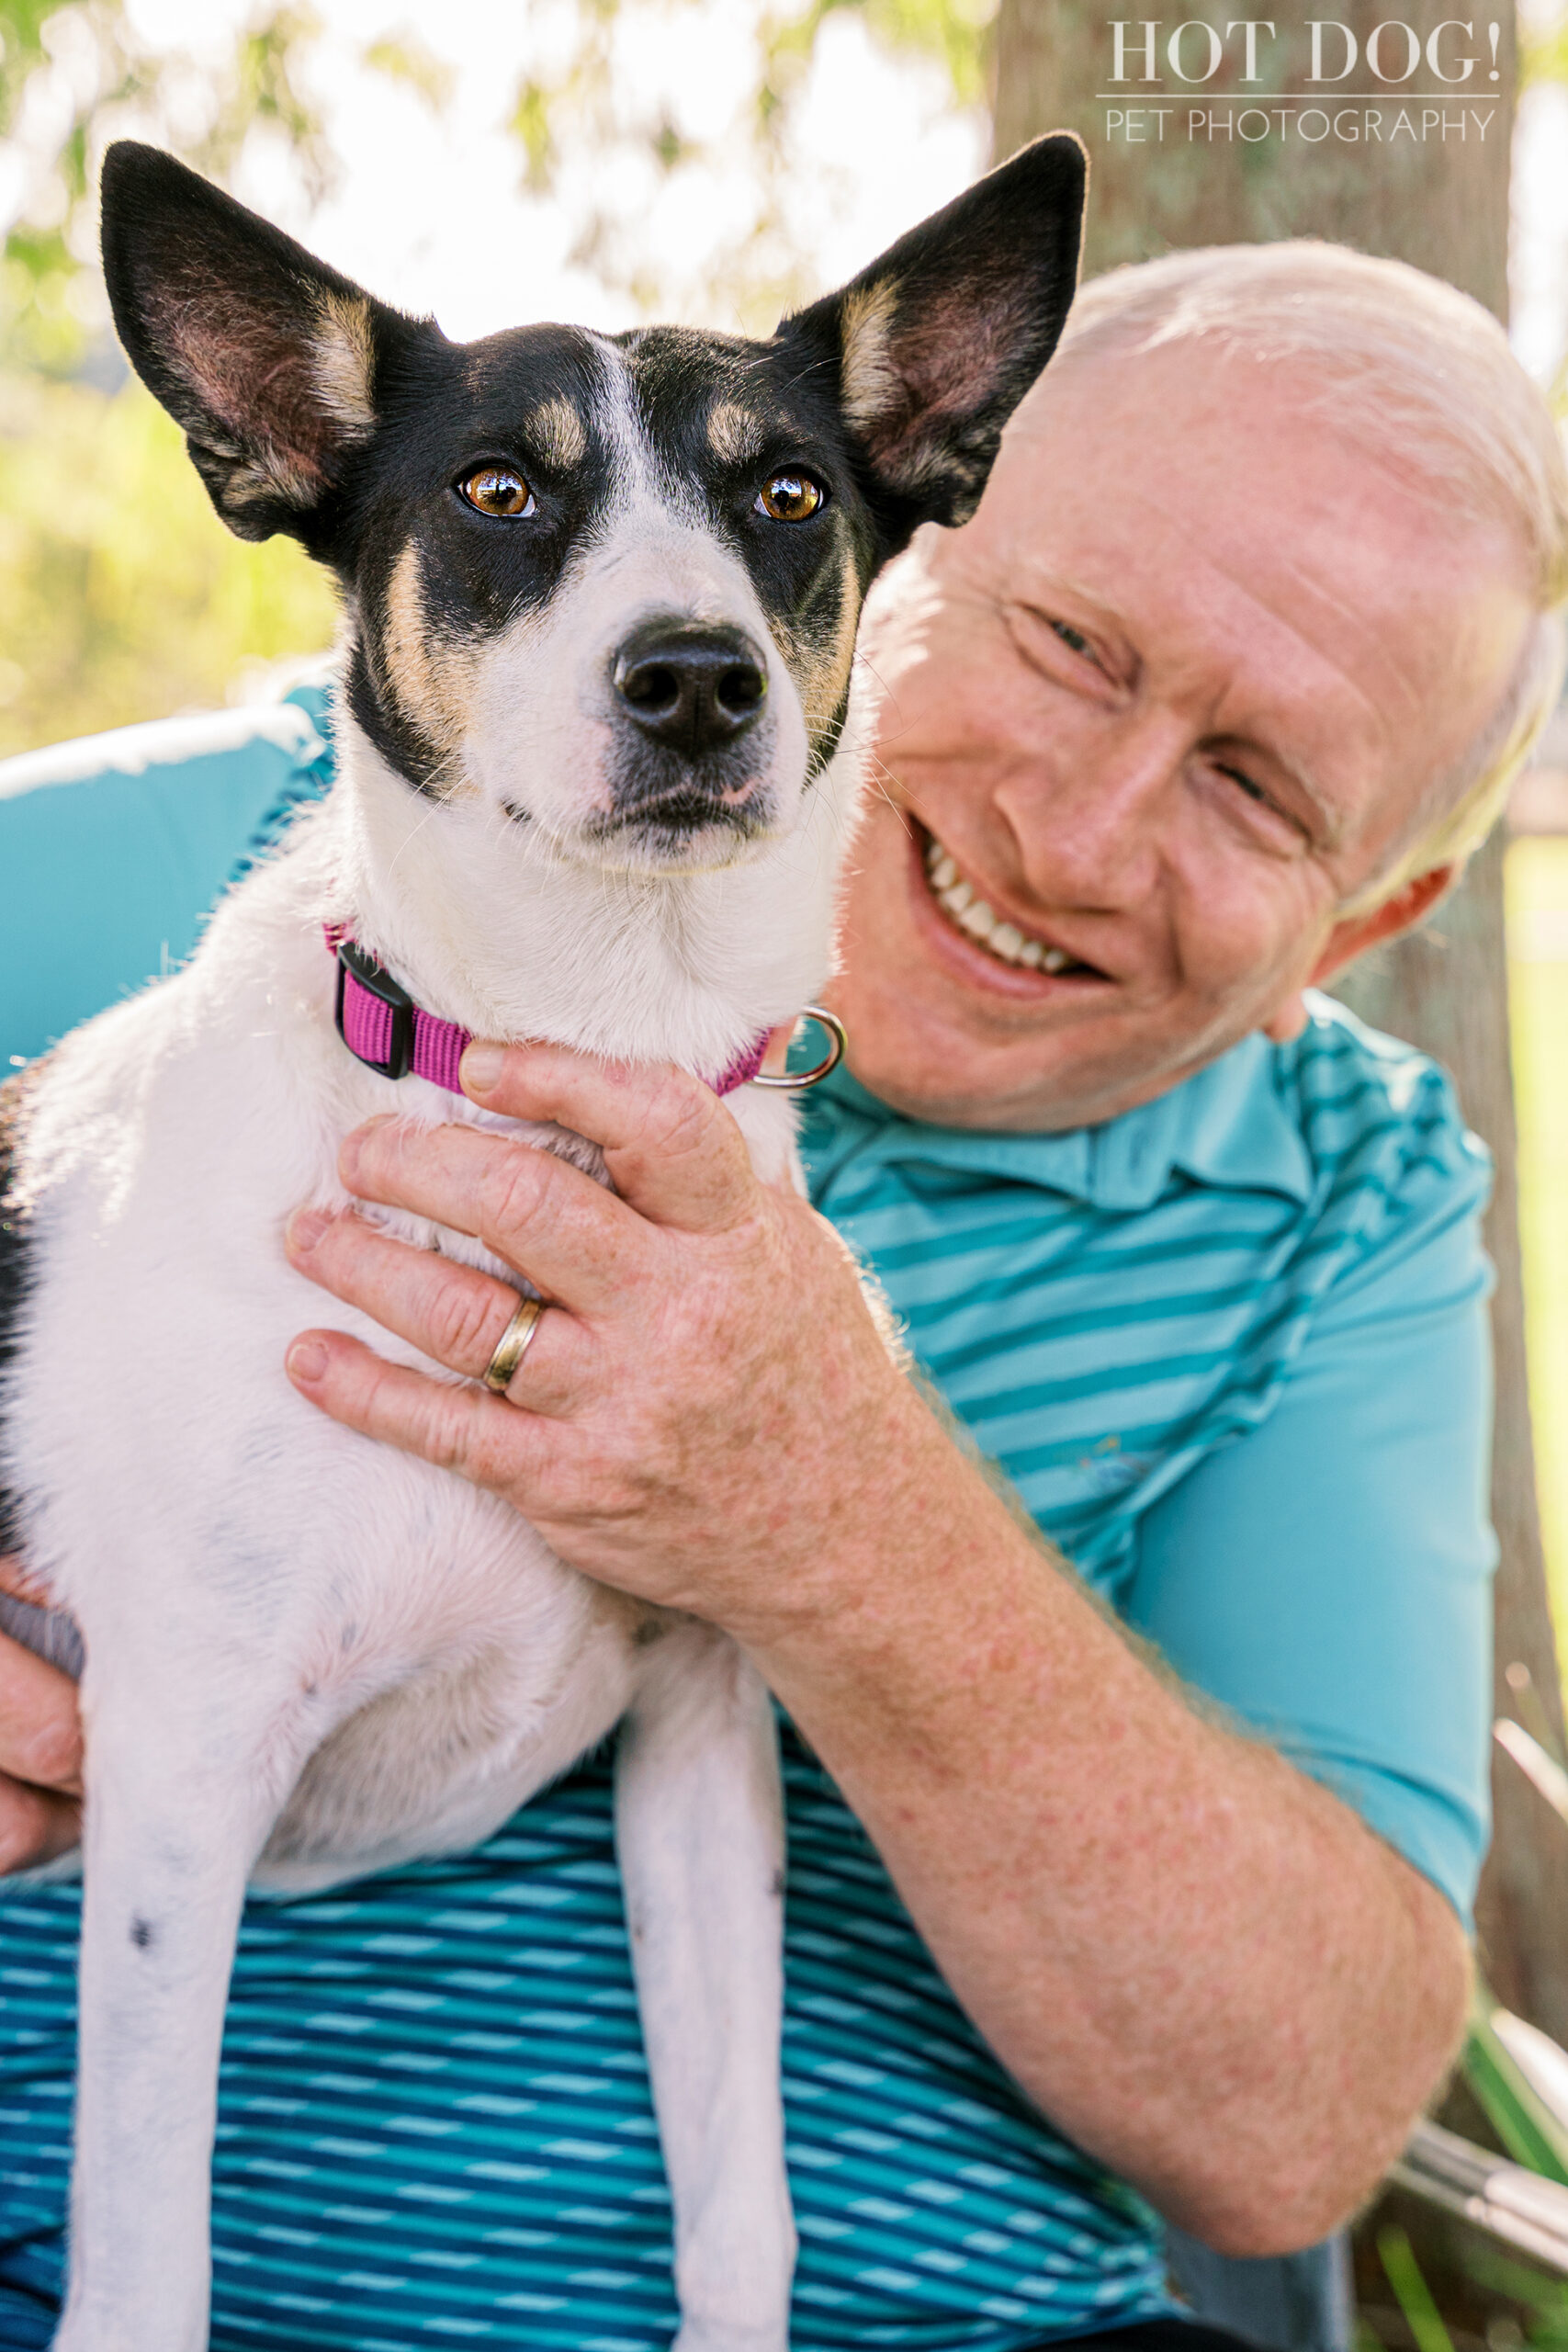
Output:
[605, 621, 773, 832]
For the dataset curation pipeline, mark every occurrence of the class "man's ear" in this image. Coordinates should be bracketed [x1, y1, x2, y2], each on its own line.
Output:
[1262, 866, 1456, 1043]
[99, 141, 423, 548]
[780, 132, 1086, 551]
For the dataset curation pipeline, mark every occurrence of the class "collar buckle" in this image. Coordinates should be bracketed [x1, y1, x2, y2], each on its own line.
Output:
[334, 937, 416, 1080]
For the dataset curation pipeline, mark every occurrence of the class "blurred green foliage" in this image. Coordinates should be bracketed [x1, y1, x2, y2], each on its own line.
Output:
[1510, 839, 1568, 1641]
[1523, 7, 1568, 89]
[0, 0, 332, 374]
[0, 0, 997, 756]
[0, 370, 334, 759]
[361, 30, 454, 113]
[3, 0, 998, 368]
[508, 0, 995, 328]
[764, 0, 993, 111]
[1377, 2225, 1457, 2352]
[510, 0, 992, 189]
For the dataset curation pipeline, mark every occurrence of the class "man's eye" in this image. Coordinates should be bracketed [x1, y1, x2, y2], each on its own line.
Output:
[457, 466, 535, 518]
[1051, 620, 1096, 662]
[1213, 762, 1313, 842]
[755, 470, 826, 523]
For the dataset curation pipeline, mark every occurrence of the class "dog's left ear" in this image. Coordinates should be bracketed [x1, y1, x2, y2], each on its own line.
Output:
[100, 141, 423, 549]
[782, 132, 1086, 548]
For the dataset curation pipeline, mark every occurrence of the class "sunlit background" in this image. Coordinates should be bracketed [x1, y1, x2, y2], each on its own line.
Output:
[0, 0, 1566, 1626]
[6, 8, 1568, 2334]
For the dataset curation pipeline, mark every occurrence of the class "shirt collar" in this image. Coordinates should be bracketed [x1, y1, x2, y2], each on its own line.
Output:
[801, 1029, 1314, 1211]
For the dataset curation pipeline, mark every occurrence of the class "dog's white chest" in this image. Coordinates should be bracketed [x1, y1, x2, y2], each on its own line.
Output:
[8, 906, 800, 1905]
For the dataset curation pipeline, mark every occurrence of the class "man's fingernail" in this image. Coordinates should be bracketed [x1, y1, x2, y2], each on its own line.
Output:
[462, 1042, 505, 1094]
[340, 1114, 392, 1184]
[288, 1340, 329, 1382]
[287, 1207, 331, 1254]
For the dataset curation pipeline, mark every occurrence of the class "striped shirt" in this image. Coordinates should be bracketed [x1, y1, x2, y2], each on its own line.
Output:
[0, 703, 1495, 2349]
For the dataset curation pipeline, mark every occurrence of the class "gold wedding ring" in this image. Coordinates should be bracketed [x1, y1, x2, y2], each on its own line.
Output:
[481, 1295, 546, 1395]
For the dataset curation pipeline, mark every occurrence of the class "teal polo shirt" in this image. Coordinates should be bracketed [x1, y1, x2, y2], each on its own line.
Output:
[0, 701, 1495, 2351]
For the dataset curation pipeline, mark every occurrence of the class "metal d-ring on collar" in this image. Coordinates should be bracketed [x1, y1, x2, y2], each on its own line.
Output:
[749, 1005, 848, 1091]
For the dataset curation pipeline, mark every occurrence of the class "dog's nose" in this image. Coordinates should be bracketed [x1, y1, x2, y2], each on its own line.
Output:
[611, 625, 768, 758]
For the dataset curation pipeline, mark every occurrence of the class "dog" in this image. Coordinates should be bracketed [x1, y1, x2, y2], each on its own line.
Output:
[0, 135, 1084, 2351]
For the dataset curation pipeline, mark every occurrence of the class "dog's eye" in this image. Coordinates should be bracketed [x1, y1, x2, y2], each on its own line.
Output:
[755, 471, 826, 523]
[458, 466, 536, 518]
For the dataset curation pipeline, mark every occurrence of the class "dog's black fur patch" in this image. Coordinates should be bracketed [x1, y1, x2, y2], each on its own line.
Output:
[99, 138, 1085, 808]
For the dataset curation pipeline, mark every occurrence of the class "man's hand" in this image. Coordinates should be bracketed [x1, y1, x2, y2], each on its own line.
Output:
[281, 1039, 1468, 2256]
[0, 1555, 83, 1872]
[283, 1041, 932, 1650]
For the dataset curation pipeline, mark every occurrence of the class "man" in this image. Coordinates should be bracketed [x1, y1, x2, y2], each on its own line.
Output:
[0, 237, 1563, 2350]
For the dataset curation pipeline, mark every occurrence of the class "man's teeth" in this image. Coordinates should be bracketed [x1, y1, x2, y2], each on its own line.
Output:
[923, 836, 1077, 974]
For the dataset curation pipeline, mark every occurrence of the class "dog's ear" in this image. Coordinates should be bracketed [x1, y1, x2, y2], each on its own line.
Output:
[782, 133, 1086, 549]
[100, 141, 421, 548]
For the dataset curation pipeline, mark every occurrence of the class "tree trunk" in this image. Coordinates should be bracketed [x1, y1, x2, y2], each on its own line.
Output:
[1335, 838, 1568, 2037]
[991, 0, 1568, 2040]
[992, 2, 1515, 307]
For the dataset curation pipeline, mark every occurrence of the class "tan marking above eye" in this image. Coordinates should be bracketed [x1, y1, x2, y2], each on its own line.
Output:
[755, 470, 827, 523]
[458, 465, 535, 517]
[707, 401, 767, 467]
[526, 397, 588, 470]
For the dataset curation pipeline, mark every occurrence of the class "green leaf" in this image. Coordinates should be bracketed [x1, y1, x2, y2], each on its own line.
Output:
[1378, 2222, 1457, 2352]
[508, 75, 558, 193]
[1521, 15, 1568, 87]
[1466, 1996, 1568, 2187]
[0, 0, 58, 123]
[362, 34, 455, 113]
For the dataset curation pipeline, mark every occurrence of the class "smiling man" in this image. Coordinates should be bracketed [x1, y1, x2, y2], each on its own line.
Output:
[1, 240, 1566, 2352]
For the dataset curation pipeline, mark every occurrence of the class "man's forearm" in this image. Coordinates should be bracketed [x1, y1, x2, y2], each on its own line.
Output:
[748, 1385, 1470, 2256]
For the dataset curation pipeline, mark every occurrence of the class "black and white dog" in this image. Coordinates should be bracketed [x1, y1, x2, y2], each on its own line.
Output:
[0, 138, 1083, 2350]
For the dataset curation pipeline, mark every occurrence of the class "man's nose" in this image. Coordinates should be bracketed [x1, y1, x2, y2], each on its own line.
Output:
[1001, 718, 1181, 907]
[610, 624, 768, 759]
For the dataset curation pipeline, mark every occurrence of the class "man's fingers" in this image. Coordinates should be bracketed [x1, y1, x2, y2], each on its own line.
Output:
[0, 1626, 84, 1794]
[286, 1328, 556, 1497]
[0, 1551, 53, 1607]
[457, 1042, 759, 1234]
[286, 1210, 591, 1415]
[337, 1118, 644, 1316]
[0, 1568, 85, 1874]
[0, 1775, 81, 1874]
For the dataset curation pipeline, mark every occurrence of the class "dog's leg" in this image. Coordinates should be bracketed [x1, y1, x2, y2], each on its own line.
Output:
[615, 1626, 794, 2352]
[52, 1677, 287, 2352]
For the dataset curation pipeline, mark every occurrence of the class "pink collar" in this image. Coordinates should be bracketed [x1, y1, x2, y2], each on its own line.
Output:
[328, 930, 770, 1098]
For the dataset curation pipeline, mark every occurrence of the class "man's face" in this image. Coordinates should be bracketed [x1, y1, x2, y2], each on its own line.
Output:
[833, 339, 1535, 1131]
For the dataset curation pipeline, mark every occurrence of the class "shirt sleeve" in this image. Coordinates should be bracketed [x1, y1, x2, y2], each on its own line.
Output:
[1122, 1169, 1496, 1928]
[0, 690, 333, 1069]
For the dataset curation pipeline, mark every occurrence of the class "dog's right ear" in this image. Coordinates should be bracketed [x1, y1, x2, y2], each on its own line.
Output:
[100, 142, 422, 548]
[781, 133, 1087, 555]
